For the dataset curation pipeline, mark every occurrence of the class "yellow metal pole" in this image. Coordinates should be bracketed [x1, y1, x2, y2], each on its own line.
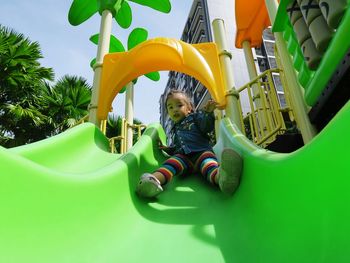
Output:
[265, 0, 317, 143]
[110, 138, 116, 154]
[242, 41, 259, 82]
[120, 118, 126, 154]
[212, 19, 243, 131]
[266, 70, 285, 128]
[242, 40, 269, 138]
[258, 80, 272, 134]
[247, 84, 260, 141]
[242, 40, 261, 107]
[125, 82, 134, 151]
[100, 119, 107, 134]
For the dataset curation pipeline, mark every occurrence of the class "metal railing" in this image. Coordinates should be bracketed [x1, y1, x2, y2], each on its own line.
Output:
[237, 68, 294, 147]
[108, 118, 146, 154]
[109, 118, 127, 154]
[74, 114, 89, 126]
[73, 115, 146, 154]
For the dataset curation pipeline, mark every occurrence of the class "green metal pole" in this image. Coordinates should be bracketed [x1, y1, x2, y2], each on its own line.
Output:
[212, 19, 243, 131]
[265, 0, 317, 143]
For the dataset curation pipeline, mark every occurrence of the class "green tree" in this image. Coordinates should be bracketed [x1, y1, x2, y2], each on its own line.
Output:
[41, 75, 92, 134]
[0, 25, 54, 147]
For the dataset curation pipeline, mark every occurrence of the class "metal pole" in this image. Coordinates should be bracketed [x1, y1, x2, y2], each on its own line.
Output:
[242, 41, 259, 79]
[212, 19, 243, 131]
[88, 10, 113, 126]
[125, 82, 134, 150]
[242, 40, 269, 137]
[265, 0, 317, 143]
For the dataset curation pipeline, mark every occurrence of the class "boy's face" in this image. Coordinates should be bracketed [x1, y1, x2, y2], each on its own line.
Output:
[166, 93, 192, 123]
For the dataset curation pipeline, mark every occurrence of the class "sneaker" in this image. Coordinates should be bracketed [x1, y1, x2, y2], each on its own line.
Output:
[218, 148, 243, 195]
[136, 173, 163, 198]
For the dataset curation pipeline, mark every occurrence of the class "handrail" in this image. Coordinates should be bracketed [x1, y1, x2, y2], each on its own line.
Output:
[237, 68, 293, 147]
[129, 123, 147, 140]
[72, 114, 89, 127]
[70, 114, 146, 154]
[108, 119, 147, 154]
[109, 136, 124, 154]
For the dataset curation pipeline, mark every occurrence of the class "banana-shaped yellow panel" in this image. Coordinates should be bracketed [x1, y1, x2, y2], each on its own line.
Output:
[98, 38, 226, 120]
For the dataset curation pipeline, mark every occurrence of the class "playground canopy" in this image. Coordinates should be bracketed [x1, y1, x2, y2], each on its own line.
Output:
[235, 0, 271, 48]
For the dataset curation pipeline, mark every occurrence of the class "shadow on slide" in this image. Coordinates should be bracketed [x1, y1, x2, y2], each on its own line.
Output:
[0, 100, 349, 263]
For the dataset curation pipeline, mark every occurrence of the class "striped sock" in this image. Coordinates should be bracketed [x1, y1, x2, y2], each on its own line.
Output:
[195, 151, 219, 185]
[156, 154, 190, 184]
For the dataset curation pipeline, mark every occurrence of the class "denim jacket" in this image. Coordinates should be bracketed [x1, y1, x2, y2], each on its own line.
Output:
[167, 111, 215, 155]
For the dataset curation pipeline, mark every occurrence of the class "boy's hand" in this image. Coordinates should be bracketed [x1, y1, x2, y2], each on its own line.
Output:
[203, 100, 218, 112]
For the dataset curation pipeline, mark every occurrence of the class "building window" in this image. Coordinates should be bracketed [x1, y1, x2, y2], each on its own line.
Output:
[257, 56, 269, 72]
[263, 29, 274, 41]
[268, 57, 277, 68]
[278, 93, 287, 107]
[272, 74, 283, 92]
[264, 41, 275, 57]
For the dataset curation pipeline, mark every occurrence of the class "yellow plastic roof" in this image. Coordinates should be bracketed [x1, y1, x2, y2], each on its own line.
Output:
[235, 0, 271, 48]
[98, 38, 226, 120]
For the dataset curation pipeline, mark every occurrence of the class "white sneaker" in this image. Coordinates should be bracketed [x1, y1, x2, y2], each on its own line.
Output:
[136, 173, 163, 198]
[218, 148, 243, 195]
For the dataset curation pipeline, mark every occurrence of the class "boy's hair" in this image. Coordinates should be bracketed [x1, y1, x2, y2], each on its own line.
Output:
[165, 89, 194, 112]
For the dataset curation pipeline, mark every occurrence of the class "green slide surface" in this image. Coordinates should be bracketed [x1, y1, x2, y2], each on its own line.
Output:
[1, 101, 350, 263]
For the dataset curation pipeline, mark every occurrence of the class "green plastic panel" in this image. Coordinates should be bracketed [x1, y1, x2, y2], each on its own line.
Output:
[273, 0, 350, 106]
[1, 100, 350, 262]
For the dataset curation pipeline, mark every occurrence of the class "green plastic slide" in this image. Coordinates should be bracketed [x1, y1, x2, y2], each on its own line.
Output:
[1, 101, 350, 263]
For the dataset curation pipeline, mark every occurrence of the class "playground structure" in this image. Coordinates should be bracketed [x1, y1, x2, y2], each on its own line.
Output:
[1, 0, 350, 262]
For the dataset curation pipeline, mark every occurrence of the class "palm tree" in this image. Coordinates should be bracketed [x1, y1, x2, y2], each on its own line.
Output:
[0, 25, 54, 147]
[41, 75, 92, 134]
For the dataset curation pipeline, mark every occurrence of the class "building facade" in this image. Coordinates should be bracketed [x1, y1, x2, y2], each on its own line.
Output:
[254, 29, 286, 108]
[159, 0, 281, 136]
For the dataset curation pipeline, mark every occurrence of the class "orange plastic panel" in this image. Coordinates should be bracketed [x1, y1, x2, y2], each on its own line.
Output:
[97, 38, 226, 120]
[235, 0, 271, 48]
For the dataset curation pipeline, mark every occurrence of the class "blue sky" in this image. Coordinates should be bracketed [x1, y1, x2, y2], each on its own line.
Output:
[1, 0, 193, 124]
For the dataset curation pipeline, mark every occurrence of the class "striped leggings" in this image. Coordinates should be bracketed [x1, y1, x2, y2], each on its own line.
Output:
[155, 151, 219, 185]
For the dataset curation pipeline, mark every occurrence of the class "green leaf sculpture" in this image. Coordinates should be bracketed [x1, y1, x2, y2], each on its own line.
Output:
[127, 28, 160, 81]
[69, 0, 167, 97]
[115, 1, 132, 29]
[90, 28, 160, 92]
[90, 33, 127, 93]
[68, 0, 99, 26]
[128, 0, 171, 13]
[90, 34, 125, 52]
[90, 28, 159, 81]
[68, 0, 171, 28]
[127, 27, 148, 49]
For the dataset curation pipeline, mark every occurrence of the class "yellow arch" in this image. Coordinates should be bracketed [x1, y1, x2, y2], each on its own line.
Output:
[98, 38, 226, 120]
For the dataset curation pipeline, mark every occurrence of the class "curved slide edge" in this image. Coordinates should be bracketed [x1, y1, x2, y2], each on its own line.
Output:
[213, 99, 350, 263]
[7, 123, 120, 174]
[0, 122, 168, 262]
